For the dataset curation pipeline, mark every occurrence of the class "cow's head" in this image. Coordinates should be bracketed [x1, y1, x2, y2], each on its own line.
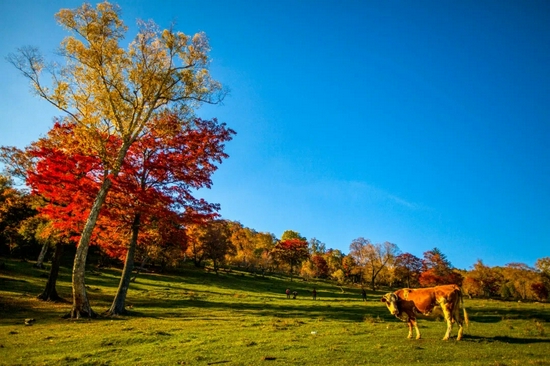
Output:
[381, 292, 400, 315]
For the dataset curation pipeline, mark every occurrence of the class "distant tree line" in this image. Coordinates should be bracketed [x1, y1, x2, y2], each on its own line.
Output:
[1, 174, 549, 303]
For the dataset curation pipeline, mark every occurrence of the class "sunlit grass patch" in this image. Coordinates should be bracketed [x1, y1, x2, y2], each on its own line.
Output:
[2, 257, 550, 365]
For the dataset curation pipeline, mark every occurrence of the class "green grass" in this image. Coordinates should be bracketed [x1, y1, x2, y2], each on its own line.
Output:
[1, 257, 550, 365]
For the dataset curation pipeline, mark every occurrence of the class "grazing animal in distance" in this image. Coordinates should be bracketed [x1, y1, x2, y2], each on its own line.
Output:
[381, 284, 468, 340]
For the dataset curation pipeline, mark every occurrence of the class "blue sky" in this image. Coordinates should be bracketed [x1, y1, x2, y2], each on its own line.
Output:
[1, 1, 549, 269]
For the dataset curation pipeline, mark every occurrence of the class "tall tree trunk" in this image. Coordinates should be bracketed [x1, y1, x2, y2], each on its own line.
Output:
[34, 242, 49, 269]
[37, 243, 64, 302]
[68, 143, 133, 319]
[69, 177, 112, 319]
[106, 213, 140, 316]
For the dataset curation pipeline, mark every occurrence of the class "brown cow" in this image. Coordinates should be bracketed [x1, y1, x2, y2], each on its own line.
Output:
[381, 284, 468, 340]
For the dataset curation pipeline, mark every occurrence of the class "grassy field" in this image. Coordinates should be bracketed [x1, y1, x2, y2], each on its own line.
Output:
[1, 257, 550, 365]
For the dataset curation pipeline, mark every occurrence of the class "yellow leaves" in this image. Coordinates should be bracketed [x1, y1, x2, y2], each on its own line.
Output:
[13, 1, 224, 169]
[177, 32, 189, 44]
[52, 82, 69, 109]
[96, 0, 124, 29]
[62, 37, 87, 59]
[162, 29, 175, 49]
[56, 2, 127, 46]
[55, 9, 76, 30]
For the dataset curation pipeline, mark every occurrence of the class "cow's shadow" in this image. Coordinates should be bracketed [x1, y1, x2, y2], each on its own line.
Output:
[463, 334, 550, 344]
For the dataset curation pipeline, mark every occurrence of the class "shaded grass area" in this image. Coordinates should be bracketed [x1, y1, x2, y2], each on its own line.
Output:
[1, 257, 550, 365]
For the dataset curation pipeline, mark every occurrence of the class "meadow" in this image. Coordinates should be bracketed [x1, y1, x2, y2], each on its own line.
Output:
[1, 257, 549, 365]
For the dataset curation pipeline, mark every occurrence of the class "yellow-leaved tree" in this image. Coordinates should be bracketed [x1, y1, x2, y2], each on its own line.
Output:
[8, 2, 225, 318]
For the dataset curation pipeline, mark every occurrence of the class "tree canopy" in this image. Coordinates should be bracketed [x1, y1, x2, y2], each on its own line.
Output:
[8, 1, 226, 318]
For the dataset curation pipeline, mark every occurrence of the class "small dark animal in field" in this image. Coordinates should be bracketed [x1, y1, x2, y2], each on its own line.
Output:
[381, 284, 468, 340]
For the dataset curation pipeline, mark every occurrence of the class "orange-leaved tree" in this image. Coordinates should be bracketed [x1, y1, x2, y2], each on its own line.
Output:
[419, 248, 463, 287]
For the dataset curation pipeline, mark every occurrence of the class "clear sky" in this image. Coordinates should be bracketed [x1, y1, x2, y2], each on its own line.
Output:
[1, 1, 549, 269]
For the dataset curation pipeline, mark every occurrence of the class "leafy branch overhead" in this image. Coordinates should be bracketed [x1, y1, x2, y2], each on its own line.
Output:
[7, 2, 226, 169]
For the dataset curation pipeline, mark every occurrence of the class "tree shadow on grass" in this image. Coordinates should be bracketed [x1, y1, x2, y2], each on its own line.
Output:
[1, 284, 390, 325]
[467, 306, 550, 323]
[1, 275, 50, 296]
[126, 295, 395, 323]
[492, 335, 550, 344]
[463, 334, 550, 344]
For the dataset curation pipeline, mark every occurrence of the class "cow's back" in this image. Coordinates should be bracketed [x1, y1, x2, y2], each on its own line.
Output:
[401, 285, 461, 314]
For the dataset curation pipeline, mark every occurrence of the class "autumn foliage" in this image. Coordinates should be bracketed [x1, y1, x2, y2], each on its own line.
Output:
[3, 131, 550, 303]
[26, 123, 101, 243]
[25, 112, 235, 262]
[394, 253, 422, 288]
[272, 238, 309, 279]
[418, 248, 463, 287]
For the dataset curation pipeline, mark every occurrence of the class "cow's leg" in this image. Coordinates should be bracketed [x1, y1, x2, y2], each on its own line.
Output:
[411, 317, 421, 339]
[407, 318, 413, 339]
[455, 307, 464, 341]
[441, 303, 453, 340]
[456, 320, 463, 340]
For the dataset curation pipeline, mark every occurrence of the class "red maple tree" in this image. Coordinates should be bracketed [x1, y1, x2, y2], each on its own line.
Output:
[26, 112, 235, 314]
[272, 238, 309, 281]
[102, 113, 234, 315]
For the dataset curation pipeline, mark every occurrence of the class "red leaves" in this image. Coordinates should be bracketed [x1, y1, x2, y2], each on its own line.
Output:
[311, 254, 329, 278]
[272, 239, 309, 268]
[275, 238, 309, 253]
[418, 268, 463, 287]
[26, 112, 234, 258]
[417, 248, 463, 286]
[26, 136, 102, 241]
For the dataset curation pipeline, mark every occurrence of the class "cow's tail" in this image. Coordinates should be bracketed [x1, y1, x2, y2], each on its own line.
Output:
[460, 287, 469, 328]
